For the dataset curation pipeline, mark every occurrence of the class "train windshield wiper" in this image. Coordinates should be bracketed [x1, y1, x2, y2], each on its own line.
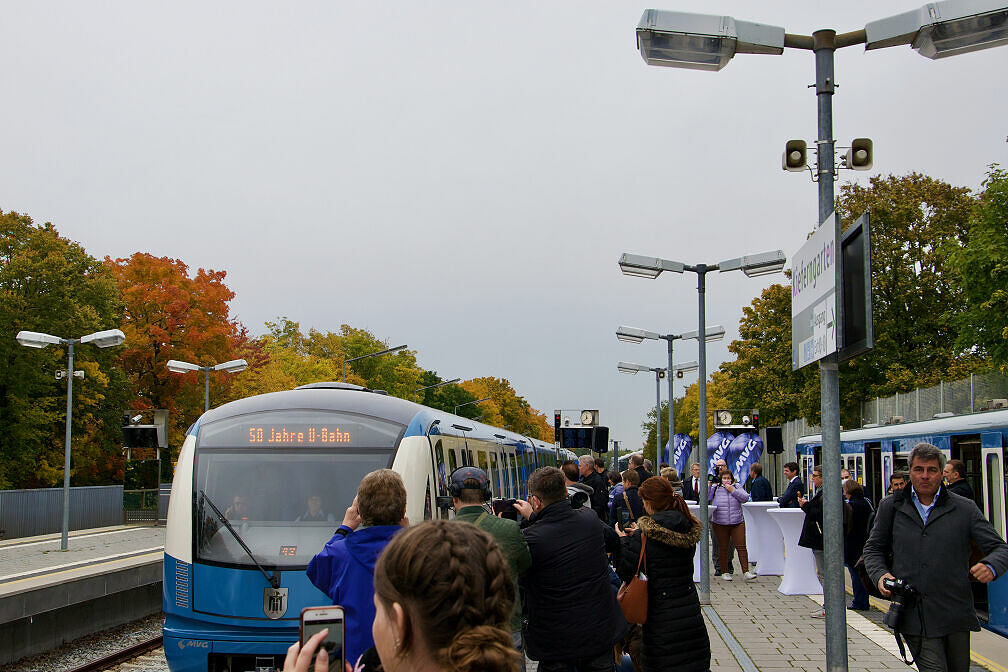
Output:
[199, 491, 280, 588]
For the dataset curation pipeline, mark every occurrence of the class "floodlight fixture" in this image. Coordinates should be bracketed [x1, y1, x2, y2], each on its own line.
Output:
[166, 359, 202, 373]
[617, 361, 652, 375]
[213, 359, 248, 373]
[866, 0, 1008, 58]
[679, 325, 727, 342]
[16, 331, 63, 348]
[618, 253, 685, 278]
[674, 360, 700, 374]
[616, 326, 658, 343]
[718, 250, 787, 277]
[79, 329, 126, 348]
[636, 9, 785, 71]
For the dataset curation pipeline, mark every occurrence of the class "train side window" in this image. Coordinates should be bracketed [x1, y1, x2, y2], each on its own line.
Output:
[987, 453, 1004, 537]
[424, 477, 433, 521]
[433, 439, 447, 495]
[489, 452, 500, 497]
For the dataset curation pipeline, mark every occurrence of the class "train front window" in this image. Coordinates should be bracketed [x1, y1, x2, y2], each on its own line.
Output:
[193, 410, 403, 569]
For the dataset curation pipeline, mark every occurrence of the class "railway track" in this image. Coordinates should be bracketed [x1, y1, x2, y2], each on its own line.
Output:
[64, 636, 164, 672]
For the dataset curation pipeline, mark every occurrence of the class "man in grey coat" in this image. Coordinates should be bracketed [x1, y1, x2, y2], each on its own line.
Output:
[863, 443, 1008, 672]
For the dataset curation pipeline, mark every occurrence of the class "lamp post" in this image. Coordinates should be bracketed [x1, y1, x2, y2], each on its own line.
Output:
[634, 4, 1007, 668]
[617, 325, 724, 455]
[454, 397, 490, 416]
[342, 344, 408, 382]
[413, 377, 461, 403]
[619, 250, 785, 605]
[618, 360, 699, 463]
[15, 329, 126, 551]
[167, 359, 248, 412]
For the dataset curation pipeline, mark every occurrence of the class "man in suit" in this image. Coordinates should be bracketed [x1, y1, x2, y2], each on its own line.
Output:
[778, 461, 805, 508]
[944, 459, 976, 503]
[748, 463, 774, 502]
[683, 462, 703, 503]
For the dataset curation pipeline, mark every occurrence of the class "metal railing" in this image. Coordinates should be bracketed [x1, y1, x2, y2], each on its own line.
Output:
[0, 485, 124, 539]
[861, 370, 1008, 425]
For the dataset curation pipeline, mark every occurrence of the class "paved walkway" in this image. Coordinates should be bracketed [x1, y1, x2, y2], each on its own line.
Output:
[0, 525, 163, 581]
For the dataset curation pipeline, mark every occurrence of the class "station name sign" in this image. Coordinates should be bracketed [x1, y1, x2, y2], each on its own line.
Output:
[792, 212, 838, 370]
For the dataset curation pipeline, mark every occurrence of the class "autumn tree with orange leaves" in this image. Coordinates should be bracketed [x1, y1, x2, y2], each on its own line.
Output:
[107, 253, 246, 450]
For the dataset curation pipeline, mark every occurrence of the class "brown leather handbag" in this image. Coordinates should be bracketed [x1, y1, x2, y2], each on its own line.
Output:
[617, 534, 648, 624]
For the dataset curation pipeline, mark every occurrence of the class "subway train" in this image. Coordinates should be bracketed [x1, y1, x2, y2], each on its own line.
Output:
[795, 408, 1008, 637]
[162, 382, 573, 672]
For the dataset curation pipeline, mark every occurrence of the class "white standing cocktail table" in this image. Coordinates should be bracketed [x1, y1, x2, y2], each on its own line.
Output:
[742, 502, 784, 576]
[687, 504, 716, 583]
[767, 507, 822, 595]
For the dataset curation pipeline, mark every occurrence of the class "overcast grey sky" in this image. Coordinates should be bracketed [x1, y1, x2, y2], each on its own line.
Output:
[2, 1, 1005, 451]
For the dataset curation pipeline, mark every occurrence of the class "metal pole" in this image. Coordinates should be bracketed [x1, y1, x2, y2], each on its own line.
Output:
[655, 370, 662, 465]
[61, 340, 75, 551]
[342, 361, 346, 383]
[813, 29, 848, 672]
[667, 337, 675, 463]
[970, 373, 974, 413]
[696, 265, 711, 605]
[204, 367, 211, 412]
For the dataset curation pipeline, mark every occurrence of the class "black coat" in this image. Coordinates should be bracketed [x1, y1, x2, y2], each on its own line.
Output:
[947, 478, 976, 503]
[778, 476, 805, 508]
[615, 485, 645, 524]
[863, 485, 1008, 637]
[582, 469, 610, 521]
[749, 475, 774, 502]
[635, 465, 654, 484]
[520, 500, 628, 661]
[617, 510, 709, 672]
[844, 494, 873, 567]
[798, 492, 824, 550]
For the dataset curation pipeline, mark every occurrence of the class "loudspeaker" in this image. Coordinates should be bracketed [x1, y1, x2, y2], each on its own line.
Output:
[765, 426, 784, 454]
[593, 426, 610, 453]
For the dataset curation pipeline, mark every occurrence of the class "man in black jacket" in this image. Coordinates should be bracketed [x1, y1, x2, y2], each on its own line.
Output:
[864, 443, 1008, 672]
[778, 462, 805, 508]
[514, 467, 627, 671]
[748, 463, 774, 502]
[943, 459, 976, 503]
[630, 453, 653, 484]
[580, 454, 610, 522]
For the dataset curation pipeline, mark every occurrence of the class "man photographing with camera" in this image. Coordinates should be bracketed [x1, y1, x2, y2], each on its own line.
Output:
[862, 443, 1008, 672]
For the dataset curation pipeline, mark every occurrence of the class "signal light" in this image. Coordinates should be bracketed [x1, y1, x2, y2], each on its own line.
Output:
[752, 412, 759, 430]
[554, 413, 561, 443]
[782, 139, 807, 172]
[845, 138, 873, 171]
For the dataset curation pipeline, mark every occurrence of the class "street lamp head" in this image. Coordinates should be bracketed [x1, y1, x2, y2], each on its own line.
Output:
[214, 359, 248, 374]
[166, 359, 201, 374]
[616, 326, 656, 343]
[80, 329, 126, 348]
[719, 250, 787, 277]
[618, 253, 685, 279]
[617, 361, 652, 375]
[679, 325, 726, 342]
[15, 330, 62, 349]
[866, 1, 1008, 58]
[636, 9, 784, 71]
[674, 360, 700, 374]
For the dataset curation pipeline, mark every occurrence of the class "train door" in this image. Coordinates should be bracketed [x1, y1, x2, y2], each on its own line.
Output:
[800, 449, 817, 495]
[951, 435, 983, 510]
[865, 442, 883, 505]
[881, 439, 896, 493]
[980, 433, 1007, 535]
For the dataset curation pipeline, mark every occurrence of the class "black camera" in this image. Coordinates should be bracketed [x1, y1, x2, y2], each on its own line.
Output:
[882, 577, 920, 630]
[707, 473, 717, 484]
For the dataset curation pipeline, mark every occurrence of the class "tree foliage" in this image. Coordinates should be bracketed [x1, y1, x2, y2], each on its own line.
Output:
[0, 211, 125, 488]
[107, 253, 245, 448]
[952, 165, 1008, 371]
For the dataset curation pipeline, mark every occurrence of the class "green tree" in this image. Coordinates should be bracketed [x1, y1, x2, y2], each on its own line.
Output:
[0, 211, 125, 488]
[952, 165, 1008, 371]
[837, 173, 984, 425]
[719, 284, 820, 424]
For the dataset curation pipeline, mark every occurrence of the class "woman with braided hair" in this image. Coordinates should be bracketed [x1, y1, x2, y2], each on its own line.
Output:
[616, 476, 710, 672]
[285, 519, 521, 672]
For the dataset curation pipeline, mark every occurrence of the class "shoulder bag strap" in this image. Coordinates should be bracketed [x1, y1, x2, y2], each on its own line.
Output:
[635, 533, 647, 575]
[623, 492, 636, 520]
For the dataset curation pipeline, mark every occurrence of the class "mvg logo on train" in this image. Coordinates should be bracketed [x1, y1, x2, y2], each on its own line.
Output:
[264, 587, 289, 619]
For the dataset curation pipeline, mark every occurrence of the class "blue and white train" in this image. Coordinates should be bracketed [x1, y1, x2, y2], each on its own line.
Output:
[795, 408, 1008, 637]
[163, 382, 571, 672]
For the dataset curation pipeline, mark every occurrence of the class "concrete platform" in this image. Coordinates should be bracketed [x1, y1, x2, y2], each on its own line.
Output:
[0, 525, 165, 665]
[699, 559, 1008, 672]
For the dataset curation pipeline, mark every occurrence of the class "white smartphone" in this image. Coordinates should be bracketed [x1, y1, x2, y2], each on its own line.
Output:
[299, 605, 345, 672]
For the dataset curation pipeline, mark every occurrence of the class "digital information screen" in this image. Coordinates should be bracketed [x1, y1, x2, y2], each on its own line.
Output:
[280, 545, 297, 557]
[197, 410, 405, 449]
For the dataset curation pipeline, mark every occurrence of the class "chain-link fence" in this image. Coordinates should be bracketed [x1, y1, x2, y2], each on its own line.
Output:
[861, 370, 1008, 425]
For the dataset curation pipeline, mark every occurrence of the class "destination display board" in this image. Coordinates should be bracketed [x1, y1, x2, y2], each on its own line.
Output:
[792, 212, 838, 370]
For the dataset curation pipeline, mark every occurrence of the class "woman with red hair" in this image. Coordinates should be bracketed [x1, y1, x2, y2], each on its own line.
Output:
[616, 477, 710, 672]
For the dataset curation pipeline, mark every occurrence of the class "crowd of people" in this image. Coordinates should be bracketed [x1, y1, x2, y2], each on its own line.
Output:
[280, 445, 1007, 672]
